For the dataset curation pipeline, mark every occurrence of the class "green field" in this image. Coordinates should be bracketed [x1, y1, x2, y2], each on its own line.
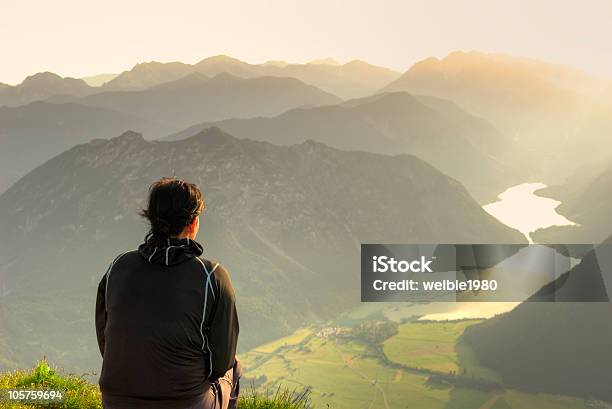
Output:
[384, 321, 475, 373]
[239, 321, 589, 409]
[382, 320, 500, 382]
[252, 328, 312, 354]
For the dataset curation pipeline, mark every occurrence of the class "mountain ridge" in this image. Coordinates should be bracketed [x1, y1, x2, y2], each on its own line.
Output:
[463, 236, 612, 402]
[381, 50, 612, 184]
[0, 72, 95, 107]
[165, 91, 532, 202]
[0, 101, 170, 193]
[46, 73, 341, 131]
[101, 55, 400, 99]
[0, 126, 524, 371]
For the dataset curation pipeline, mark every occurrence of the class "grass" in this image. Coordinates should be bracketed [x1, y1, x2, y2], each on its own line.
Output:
[383, 320, 501, 382]
[383, 321, 481, 374]
[240, 323, 590, 409]
[0, 322, 594, 409]
[239, 387, 311, 409]
[253, 328, 312, 354]
[0, 360, 307, 409]
[0, 359, 101, 408]
[245, 335, 468, 409]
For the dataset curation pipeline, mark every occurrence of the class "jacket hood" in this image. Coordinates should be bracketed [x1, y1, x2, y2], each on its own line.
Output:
[138, 237, 204, 266]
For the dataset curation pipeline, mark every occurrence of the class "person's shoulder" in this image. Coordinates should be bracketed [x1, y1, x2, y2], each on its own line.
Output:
[108, 250, 140, 269]
[196, 257, 232, 284]
[101, 250, 139, 281]
[114, 249, 140, 262]
[213, 263, 231, 284]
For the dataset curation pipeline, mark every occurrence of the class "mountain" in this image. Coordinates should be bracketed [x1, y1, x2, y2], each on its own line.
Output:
[382, 51, 599, 129]
[166, 92, 531, 203]
[463, 237, 612, 401]
[103, 55, 400, 99]
[0, 71, 339, 196]
[381, 51, 610, 182]
[308, 57, 341, 66]
[193, 55, 261, 78]
[0, 101, 170, 193]
[101, 61, 194, 91]
[532, 156, 612, 243]
[102, 57, 258, 91]
[269, 59, 400, 100]
[80, 73, 118, 87]
[261, 60, 289, 68]
[53, 73, 341, 131]
[0, 127, 524, 371]
[0, 72, 95, 107]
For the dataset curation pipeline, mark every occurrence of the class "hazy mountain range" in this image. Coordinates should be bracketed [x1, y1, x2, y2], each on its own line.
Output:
[382, 51, 605, 133]
[0, 73, 340, 193]
[0, 72, 95, 107]
[3, 51, 608, 194]
[49, 72, 341, 130]
[101, 55, 400, 99]
[2, 56, 399, 103]
[0, 127, 524, 370]
[166, 91, 532, 202]
[382, 51, 612, 182]
[0, 101, 171, 193]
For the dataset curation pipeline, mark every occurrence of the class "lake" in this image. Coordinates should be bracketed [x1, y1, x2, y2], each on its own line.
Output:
[483, 182, 577, 243]
[420, 182, 579, 321]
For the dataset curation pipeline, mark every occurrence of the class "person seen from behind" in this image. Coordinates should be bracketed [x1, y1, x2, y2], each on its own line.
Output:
[95, 177, 240, 409]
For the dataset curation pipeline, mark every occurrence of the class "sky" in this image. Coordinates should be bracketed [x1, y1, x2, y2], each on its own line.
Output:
[2, 0, 612, 84]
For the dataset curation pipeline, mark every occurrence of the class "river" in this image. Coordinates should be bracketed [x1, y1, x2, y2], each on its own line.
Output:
[418, 182, 578, 321]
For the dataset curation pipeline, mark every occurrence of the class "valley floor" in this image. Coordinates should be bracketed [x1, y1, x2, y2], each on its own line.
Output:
[239, 312, 590, 409]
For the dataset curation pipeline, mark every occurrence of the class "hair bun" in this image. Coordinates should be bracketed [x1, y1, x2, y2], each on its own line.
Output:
[155, 217, 172, 236]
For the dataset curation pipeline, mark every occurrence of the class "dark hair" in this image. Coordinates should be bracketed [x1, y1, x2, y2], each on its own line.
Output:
[139, 177, 204, 242]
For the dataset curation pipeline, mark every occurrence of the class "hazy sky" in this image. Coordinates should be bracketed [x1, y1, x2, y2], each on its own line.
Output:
[2, 0, 612, 84]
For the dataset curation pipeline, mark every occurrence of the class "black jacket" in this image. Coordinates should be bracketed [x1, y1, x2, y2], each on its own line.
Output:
[95, 237, 239, 409]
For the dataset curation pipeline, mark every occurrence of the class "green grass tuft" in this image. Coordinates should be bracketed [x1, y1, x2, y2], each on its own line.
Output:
[0, 359, 101, 408]
[0, 360, 309, 409]
[238, 387, 312, 409]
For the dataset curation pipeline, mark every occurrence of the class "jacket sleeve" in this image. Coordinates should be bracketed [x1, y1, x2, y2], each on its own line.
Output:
[207, 264, 239, 380]
[95, 273, 107, 357]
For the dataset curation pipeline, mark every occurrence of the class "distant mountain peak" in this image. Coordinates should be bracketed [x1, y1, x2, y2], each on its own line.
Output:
[152, 71, 209, 89]
[196, 55, 247, 66]
[261, 60, 289, 68]
[22, 71, 62, 82]
[20, 72, 88, 88]
[0, 72, 93, 106]
[81, 73, 118, 87]
[132, 60, 187, 68]
[208, 72, 241, 83]
[308, 57, 341, 66]
[294, 138, 329, 153]
[413, 56, 440, 66]
[446, 50, 475, 58]
[115, 130, 145, 142]
[183, 126, 237, 146]
[342, 59, 375, 68]
[343, 59, 368, 65]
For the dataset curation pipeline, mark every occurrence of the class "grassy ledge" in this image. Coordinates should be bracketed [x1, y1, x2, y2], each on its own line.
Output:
[0, 360, 310, 409]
